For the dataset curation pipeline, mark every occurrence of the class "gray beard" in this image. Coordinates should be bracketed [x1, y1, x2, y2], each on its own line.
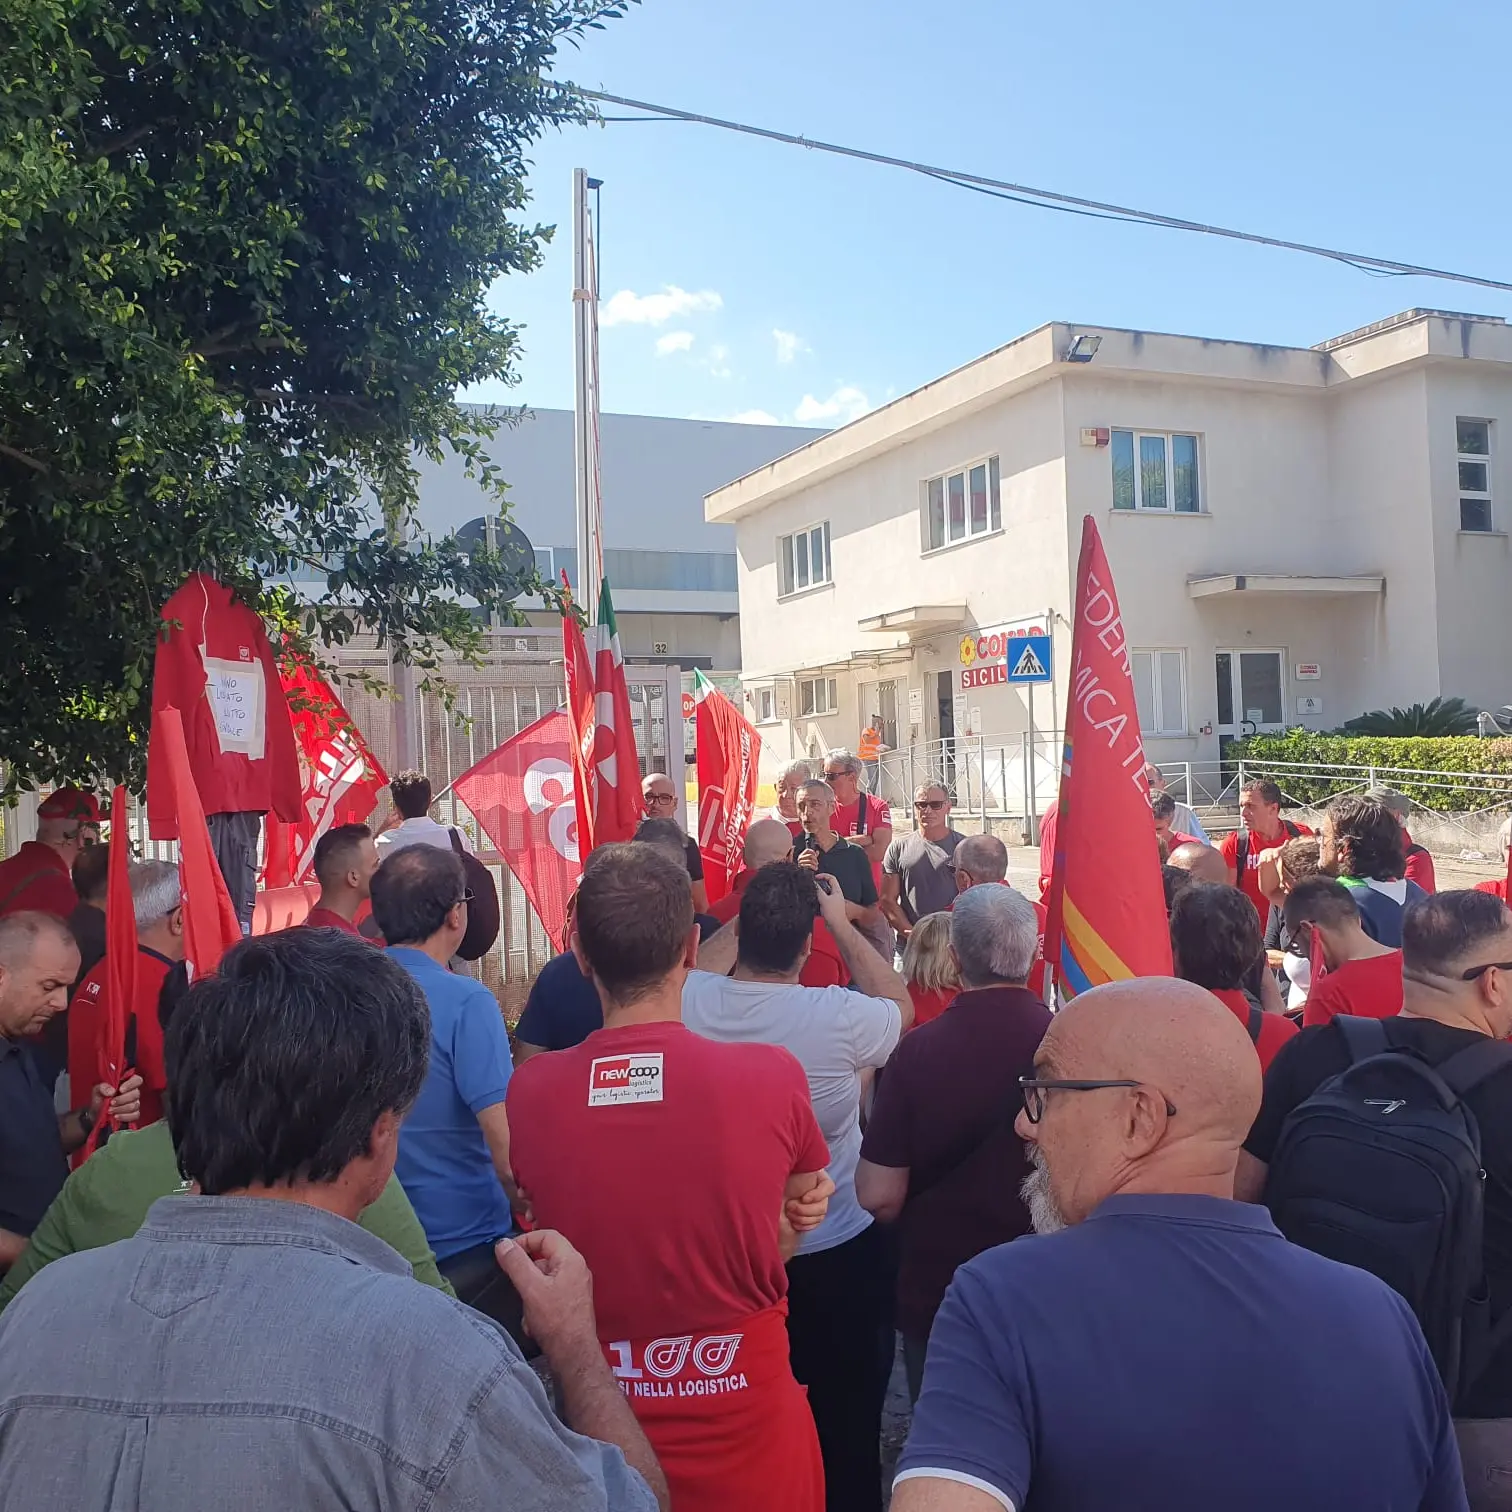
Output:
[1020, 1144, 1068, 1235]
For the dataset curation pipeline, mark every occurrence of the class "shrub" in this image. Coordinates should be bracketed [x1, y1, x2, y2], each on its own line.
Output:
[1342, 698, 1480, 737]
[1228, 732, 1512, 812]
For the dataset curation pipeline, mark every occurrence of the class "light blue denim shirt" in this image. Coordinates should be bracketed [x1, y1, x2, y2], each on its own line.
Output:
[0, 1195, 657, 1512]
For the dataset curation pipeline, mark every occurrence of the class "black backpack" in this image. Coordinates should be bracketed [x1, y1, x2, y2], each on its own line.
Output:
[1262, 1015, 1512, 1407]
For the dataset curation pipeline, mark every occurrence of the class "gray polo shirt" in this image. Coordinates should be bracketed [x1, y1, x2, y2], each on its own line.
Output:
[883, 829, 965, 925]
[0, 1196, 657, 1512]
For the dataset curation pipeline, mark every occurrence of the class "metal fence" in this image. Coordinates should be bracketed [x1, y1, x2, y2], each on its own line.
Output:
[856, 735, 1512, 854]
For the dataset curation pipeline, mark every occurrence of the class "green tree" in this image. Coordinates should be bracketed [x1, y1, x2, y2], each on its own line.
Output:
[0, 0, 632, 791]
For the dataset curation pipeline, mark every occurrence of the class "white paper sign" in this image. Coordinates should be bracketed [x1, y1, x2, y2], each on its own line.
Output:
[203, 655, 267, 759]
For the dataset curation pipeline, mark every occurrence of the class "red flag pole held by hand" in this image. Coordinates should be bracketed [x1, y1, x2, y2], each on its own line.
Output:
[1043, 516, 1173, 999]
[155, 706, 243, 980]
[83, 786, 139, 1159]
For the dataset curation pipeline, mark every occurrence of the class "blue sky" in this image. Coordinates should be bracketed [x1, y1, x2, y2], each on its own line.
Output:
[467, 0, 1512, 426]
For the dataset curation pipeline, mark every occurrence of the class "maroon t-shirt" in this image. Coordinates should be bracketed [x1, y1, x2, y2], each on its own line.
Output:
[860, 986, 1052, 1340]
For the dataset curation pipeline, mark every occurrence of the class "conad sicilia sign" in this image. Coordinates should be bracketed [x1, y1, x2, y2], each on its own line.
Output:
[957, 617, 1049, 668]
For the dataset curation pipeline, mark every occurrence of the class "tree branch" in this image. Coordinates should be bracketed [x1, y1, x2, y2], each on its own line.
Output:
[89, 121, 168, 159]
[0, 442, 49, 475]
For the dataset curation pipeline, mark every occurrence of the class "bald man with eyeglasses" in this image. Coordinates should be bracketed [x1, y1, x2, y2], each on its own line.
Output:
[894, 976, 1468, 1512]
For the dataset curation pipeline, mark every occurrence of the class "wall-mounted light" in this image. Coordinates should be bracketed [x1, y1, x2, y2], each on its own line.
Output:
[1065, 334, 1102, 363]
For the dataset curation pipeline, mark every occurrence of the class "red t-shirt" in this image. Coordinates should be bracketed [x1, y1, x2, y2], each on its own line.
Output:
[1403, 837, 1436, 894]
[68, 947, 174, 1129]
[303, 906, 361, 935]
[708, 870, 849, 987]
[1302, 951, 1405, 1028]
[1477, 878, 1510, 902]
[1037, 799, 1059, 900]
[1209, 987, 1298, 1073]
[1220, 822, 1314, 918]
[507, 1019, 828, 1344]
[833, 793, 891, 891]
[0, 842, 76, 919]
[907, 983, 956, 1029]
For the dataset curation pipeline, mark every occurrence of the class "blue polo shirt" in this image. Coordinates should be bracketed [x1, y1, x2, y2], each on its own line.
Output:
[897, 1194, 1466, 1512]
[388, 948, 513, 1261]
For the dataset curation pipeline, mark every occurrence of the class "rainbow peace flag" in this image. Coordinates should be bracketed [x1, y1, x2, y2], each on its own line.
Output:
[1043, 517, 1172, 999]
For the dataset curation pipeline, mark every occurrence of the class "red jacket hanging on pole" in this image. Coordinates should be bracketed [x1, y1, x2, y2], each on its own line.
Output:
[147, 574, 301, 839]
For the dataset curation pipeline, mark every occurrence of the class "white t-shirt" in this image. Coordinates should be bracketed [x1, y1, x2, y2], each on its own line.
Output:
[374, 817, 474, 858]
[681, 970, 902, 1255]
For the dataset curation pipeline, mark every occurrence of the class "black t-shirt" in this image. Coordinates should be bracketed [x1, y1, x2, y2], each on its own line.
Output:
[793, 834, 878, 907]
[1245, 1016, 1512, 1416]
[683, 836, 704, 882]
[0, 1037, 68, 1237]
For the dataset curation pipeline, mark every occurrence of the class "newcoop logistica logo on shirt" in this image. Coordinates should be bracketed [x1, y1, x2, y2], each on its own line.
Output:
[588, 1052, 665, 1107]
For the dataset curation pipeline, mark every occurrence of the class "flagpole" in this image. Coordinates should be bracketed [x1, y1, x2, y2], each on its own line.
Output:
[571, 168, 605, 623]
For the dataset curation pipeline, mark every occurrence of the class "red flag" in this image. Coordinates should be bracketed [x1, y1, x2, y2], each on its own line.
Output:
[590, 578, 642, 846]
[1043, 516, 1172, 998]
[695, 671, 762, 903]
[267, 657, 388, 885]
[562, 582, 598, 859]
[453, 710, 580, 951]
[155, 706, 243, 979]
[82, 786, 139, 1158]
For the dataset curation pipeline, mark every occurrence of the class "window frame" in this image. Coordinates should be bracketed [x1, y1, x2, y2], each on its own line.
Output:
[1110, 429, 1203, 514]
[777, 521, 833, 598]
[921, 453, 1003, 553]
[797, 676, 839, 718]
[1130, 648, 1188, 737]
[754, 687, 776, 724]
[1457, 417, 1494, 534]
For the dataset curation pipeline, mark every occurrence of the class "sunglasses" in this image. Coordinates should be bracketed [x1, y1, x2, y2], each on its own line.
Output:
[1018, 1076, 1178, 1125]
[1461, 961, 1512, 981]
[454, 888, 476, 908]
[822, 769, 850, 780]
[914, 799, 946, 811]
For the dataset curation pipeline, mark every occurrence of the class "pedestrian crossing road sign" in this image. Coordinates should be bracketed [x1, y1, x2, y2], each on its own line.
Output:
[1005, 634, 1053, 684]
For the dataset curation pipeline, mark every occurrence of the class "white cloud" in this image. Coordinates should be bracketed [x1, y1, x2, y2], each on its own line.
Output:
[601, 285, 723, 328]
[794, 385, 871, 424]
[727, 409, 783, 425]
[655, 330, 695, 356]
[705, 344, 732, 380]
[772, 328, 808, 365]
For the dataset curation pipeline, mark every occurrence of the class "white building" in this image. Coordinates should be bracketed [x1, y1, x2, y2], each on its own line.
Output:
[707, 308, 1512, 780]
[414, 406, 823, 669]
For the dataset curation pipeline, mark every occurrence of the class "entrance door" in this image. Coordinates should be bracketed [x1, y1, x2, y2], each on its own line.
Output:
[1215, 649, 1286, 763]
[936, 670, 956, 786]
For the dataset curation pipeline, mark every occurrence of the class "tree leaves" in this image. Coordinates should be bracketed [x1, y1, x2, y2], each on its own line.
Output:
[0, 0, 635, 791]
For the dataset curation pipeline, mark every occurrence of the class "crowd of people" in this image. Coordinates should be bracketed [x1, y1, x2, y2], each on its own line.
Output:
[1, 759, 1511, 1510]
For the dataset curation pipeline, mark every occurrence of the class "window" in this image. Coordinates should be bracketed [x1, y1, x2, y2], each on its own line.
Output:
[924, 455, 1002, 550]
[755, 687, 776, 723]
[778, 522, 831, 596]
[1458, 418, 1493, 532]
[1111, 431, 1201, 512]
[798, 677, 838, 717]
[1131, 650, 1186, 736]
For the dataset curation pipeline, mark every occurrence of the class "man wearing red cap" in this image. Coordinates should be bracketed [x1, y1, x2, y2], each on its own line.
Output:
[0, 790, 101, 921]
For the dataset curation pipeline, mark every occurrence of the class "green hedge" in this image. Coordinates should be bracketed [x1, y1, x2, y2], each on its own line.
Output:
[1228, 732, 1512, 811]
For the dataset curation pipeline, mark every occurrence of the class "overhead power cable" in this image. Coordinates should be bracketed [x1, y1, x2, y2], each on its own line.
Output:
[575, 88, 1512, 296]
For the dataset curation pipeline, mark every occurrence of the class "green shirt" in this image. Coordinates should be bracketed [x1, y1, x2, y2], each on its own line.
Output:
[0, 1119, 453, 1311]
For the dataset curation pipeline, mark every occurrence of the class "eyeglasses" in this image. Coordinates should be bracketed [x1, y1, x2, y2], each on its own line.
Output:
[1461, 961, 1512, 981]
[822, 770, 848, 780]
[914, 799, 946, 811]
[454, 889, 476, 908]
[1018, 1076, 1178, 1125]
[644, 792, 678, 807]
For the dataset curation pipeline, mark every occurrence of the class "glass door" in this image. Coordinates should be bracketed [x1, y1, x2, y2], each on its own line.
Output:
[1215, 649, 1286, 769]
